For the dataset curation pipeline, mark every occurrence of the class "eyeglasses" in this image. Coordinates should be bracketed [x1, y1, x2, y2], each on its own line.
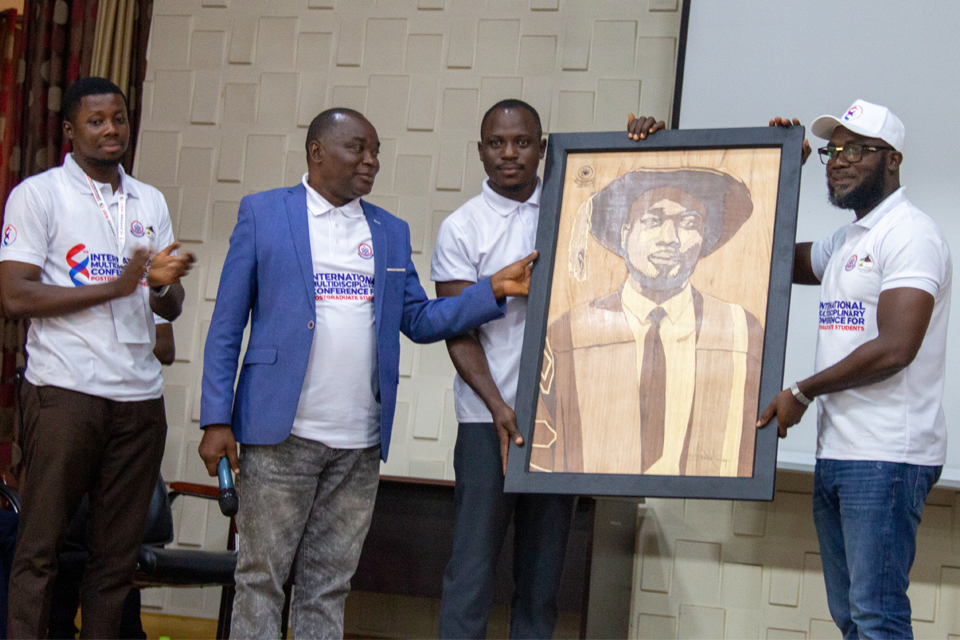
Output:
[818, 144, 896, 164]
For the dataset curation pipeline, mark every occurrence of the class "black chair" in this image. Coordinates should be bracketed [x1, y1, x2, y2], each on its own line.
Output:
[0, 477, 247, 639]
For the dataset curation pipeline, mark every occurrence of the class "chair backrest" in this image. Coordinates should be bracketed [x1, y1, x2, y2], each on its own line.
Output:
[63, 474, 174, 550]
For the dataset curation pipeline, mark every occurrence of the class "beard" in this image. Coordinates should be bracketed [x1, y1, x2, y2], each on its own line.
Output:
[827, 158, 887, 211]
[625, 247, 699, 293]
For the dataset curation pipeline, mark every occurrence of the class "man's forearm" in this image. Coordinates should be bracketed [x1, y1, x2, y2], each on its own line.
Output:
[150, 282, 185, 321]
[445, 332, 509, 413]
[799, 339, 913, 399]
[0, 272, 124, 320]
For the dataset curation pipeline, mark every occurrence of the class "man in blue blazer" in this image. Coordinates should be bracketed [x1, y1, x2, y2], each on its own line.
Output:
[198, 108, 536, 639]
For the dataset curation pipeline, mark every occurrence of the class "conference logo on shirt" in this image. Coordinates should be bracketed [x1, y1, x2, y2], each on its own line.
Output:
[130, 220, 145, 237]
[1, 224, 15, 246]
[819, 300, 866, 332]
[65, 244, 129, 286]
[314, 272, 374, 301]
[844, 255, 857, 271]
[357, 242, 374, 259]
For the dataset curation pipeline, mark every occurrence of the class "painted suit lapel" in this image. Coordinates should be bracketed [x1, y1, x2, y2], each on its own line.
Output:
[284, 185, 316, 312]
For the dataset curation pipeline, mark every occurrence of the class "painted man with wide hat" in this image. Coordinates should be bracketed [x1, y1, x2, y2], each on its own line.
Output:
[531, 168, 763, 476]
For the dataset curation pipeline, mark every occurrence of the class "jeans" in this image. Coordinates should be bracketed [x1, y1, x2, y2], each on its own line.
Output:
[813, 459, 941, 640]
[231, 436, 380, 640]
[439, 423, 575, 639]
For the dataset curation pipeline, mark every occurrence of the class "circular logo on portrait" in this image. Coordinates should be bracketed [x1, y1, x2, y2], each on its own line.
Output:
[845, 255, 858, 271]
[130, 220, 145, 237]
[2, 224, 16, 246]
[857, 255, 874, 273]
[843, 105, 863, 121]
[357, 242, 374, 259]
[575, 165, 596, 188]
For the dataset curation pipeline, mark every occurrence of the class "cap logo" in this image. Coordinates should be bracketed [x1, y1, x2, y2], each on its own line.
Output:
[843, 105, 863, 121]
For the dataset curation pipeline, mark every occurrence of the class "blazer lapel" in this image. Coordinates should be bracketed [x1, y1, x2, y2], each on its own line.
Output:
[361, 200, 386, 326]
[285, 185, 315, 311]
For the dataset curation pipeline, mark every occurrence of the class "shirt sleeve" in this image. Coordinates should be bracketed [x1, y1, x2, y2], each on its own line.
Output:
[810, 226, 845, 282]
[0, 182, 50, 268]
[876, 218, 948, 297]
[430, 215, 478, 283]
[151, 189, 176, 252]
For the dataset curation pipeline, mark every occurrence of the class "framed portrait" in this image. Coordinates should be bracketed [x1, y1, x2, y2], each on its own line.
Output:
[505, 126, 805, 500]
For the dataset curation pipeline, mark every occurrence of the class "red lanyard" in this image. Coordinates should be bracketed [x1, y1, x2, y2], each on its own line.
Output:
[86, 175, 127, 255]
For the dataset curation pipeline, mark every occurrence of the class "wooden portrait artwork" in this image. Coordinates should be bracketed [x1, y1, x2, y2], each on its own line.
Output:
[529, 149, 780, 478]
[507, 128, 803, 499]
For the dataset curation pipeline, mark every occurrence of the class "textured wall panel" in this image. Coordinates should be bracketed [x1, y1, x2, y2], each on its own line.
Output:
[189, 30, 225, 69]
[151, 70, 194, 127]
[150, 15, 192, 68]
[677, 604, 725, 640]
[475, 20, 519, 73]
[441, 88, 479, 130]
[364, 19, 407, 74]
[367, 75, 411, 135]
[405, 34, 442, 74]
[222, 83, 259, 125]
[243, 135, 288, 193]
[591, 21, 637, 76]
[191, 70, 222, 125]
[259, 73, 299, 127]
[257, 17, 298, 69]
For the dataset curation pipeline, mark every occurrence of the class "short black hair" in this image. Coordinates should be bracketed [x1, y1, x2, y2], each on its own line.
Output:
[305, 108, 366, 154]
[62, 77, 127, 124]
[480, 99, 542, 138]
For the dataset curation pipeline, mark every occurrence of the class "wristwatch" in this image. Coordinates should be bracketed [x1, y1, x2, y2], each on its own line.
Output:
[790, 382, 813, 407]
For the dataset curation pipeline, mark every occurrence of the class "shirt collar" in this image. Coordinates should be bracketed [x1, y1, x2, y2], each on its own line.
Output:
[480, 178, 541, 217]
[853, 187, 907, 230]
[621, 280, 695, 326]
[302, 173, 363, 218]
[63, 153, 140, 199]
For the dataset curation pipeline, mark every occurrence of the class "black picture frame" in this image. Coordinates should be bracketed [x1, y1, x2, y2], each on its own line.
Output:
[504, 126, 805, 500]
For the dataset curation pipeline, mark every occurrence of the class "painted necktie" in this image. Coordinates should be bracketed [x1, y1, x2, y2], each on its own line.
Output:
[640, 307, 666, 473]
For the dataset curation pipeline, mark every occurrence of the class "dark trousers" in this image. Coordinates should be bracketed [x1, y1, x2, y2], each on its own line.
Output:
[439, 423, 575, 640]
[8, 383, 166, 639]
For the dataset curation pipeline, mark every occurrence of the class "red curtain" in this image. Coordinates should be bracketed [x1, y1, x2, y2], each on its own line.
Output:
[0, 7, 26, 469]
[20, 0, 99, 178]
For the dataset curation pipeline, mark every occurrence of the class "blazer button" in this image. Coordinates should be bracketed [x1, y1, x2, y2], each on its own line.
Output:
[307, 321, 315, 330]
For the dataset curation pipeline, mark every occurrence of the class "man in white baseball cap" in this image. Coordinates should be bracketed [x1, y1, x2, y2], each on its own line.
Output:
[759, 101, 952, 638]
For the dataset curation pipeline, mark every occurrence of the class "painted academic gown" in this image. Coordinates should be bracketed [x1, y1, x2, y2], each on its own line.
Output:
[530, 287, 762, 476]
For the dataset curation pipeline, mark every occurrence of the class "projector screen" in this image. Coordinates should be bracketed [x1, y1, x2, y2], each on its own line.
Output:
[679, 0, 960, 485]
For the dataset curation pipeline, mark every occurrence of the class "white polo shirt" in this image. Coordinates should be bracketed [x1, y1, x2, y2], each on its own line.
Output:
[0, 154, 175, 401]
[290, 175, 380, 448]
[431, 179, 540, 422]
[810, 188, 952, 466]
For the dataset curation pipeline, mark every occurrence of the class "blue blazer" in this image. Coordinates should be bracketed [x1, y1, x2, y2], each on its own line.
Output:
[200, 184, 505, 459]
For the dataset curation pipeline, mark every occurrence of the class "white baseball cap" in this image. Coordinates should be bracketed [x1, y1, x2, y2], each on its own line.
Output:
[811, 99, 905, 151]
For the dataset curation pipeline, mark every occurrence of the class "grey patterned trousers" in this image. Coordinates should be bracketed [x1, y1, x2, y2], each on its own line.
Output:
[230, 435, 380, 639]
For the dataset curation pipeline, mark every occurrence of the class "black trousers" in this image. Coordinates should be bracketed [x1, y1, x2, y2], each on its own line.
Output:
[439, 423, 575, 639]
[8, 383, 166, 639]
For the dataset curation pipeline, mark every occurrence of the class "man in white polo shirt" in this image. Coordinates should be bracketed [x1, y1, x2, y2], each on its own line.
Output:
[431, 100, 574, 639]
[0, 77, 194, 638]
[759, 100, 952, 638]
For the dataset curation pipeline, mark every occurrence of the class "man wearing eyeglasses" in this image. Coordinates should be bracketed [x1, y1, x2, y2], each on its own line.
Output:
[757, 100, 952, 639]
